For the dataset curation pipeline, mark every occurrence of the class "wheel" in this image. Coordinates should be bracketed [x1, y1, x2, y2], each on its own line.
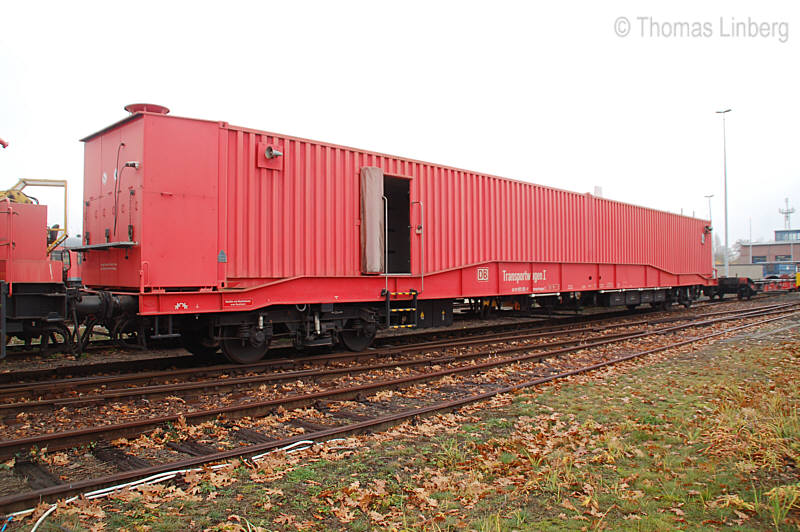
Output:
[78, 318, 98, 352]
[339, 320, 377, 352]
[180, 332, 220, 362]
[112, 318, 145, 349]
[626, 304, 638, 311]
[220, 325, 271, 364]
[15, 331, 35, 350]
[478, 298, 499, 319]
[39, 324, 74, 355]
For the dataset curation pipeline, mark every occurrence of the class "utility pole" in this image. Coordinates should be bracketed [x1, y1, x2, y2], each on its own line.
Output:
[716, 109, 731, 277]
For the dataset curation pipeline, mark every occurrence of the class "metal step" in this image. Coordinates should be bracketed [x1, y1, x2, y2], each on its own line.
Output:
[383, 288, 419, 329]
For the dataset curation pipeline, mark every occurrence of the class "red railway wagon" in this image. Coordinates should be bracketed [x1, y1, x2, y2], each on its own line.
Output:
[0, 201, 64, 287]
[757, 277, 797, 293]
[0, 200, 69, 355]
[75, 105, 714, 362]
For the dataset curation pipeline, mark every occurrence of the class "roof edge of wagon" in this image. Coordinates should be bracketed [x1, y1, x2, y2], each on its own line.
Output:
[222, 120, 711, 224]
[79, 110, 221, 142]
[82, 108, 710, 224]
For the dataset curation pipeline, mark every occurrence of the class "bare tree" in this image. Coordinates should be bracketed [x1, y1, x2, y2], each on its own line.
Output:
[713, 234, 739, 265]
[731, 239, 748, 264]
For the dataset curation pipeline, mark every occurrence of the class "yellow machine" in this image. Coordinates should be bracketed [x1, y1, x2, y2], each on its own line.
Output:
[0, 178, 69, 251]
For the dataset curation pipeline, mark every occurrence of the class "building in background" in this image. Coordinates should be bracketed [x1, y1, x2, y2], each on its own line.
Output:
[732, 199, 799, 278]
[734, 229, 799, 277]
[726, 263, 764, 279]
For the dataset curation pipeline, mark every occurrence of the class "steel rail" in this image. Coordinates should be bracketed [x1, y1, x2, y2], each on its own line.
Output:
[0, 327, 690, 412]
[0, 295, 777, 391]
[0, 300, 787, 399]
[0, 303, 794, 412]
[0, 310, 641, 384]
[0, 292, 776, 362]
[0, 304, 793, 462]
[0, 310, 795, 513]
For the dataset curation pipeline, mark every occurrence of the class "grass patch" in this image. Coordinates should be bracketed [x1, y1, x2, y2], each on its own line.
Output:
[32, 323, 800, 530]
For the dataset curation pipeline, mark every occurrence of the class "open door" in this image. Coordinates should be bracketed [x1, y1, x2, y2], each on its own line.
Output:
[360, 167, 384, 274]
[384, 176, 410, 274]
[360, 167, 411, 275]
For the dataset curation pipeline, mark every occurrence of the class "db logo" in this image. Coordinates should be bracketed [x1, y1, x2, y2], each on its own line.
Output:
[477, 267, 489, 282]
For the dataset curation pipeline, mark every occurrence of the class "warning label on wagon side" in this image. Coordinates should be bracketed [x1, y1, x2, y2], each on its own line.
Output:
[223, 298, 253, 308]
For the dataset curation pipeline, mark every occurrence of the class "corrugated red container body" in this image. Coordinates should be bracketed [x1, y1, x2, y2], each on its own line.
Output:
[80, 111, 713, 316]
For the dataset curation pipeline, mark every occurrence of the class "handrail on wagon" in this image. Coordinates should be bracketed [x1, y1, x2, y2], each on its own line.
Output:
[1, 202, 12, 291]
[382, 196, 388, 294]
[412, 200, 424, 293]
[381, 196, 426, 294]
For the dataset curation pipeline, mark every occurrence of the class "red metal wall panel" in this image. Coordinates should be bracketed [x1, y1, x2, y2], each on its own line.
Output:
[82, 110, 713, 303]
[217, 127, 711, 283]
[82, 115, 219, 289]
[0, 202, 63, 287]
[81, 118, 145, 288]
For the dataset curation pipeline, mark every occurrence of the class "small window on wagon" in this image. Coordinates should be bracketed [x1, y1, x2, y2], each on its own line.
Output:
[775, 255, 792, 262]
[752, 256, 767, 263]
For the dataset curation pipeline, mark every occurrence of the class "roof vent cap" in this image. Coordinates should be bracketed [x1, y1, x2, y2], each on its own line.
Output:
[124, 103, 170, 115]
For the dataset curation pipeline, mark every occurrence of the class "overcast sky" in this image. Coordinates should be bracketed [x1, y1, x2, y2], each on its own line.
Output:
[1, 1, 798, 247]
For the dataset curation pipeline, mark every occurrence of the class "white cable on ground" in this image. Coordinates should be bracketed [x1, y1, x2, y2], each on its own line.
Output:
[29, 497, 75, 532]
[23, 438, 330, 531]
[251, 439, 318, 460]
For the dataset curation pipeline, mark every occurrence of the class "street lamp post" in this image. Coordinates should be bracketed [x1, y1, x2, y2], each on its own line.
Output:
[716, 108, 732, 277]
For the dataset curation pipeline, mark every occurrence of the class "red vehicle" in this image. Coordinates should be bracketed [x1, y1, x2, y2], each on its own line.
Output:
[0, 173, 78, 357]
[756, 276, 797, 293]
[65, 104, 714, 363]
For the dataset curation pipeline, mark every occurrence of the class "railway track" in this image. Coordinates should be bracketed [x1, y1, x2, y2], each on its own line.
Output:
[0, 309, 646, 380]
[0, 303, 785, 413]
[0, 299, 797, 515]
[0, 308, 609, 360]
[0, 295, 780, 387]
[0, 301, 787, 407]
[374, 293, 764, 345]
[0, 291, 778, 364]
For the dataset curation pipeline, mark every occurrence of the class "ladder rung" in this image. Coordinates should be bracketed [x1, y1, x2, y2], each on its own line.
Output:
[390, 308, 415, 312]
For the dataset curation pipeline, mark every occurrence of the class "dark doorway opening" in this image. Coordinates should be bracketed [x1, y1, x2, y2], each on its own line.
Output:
[384, 176, 410, 274]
